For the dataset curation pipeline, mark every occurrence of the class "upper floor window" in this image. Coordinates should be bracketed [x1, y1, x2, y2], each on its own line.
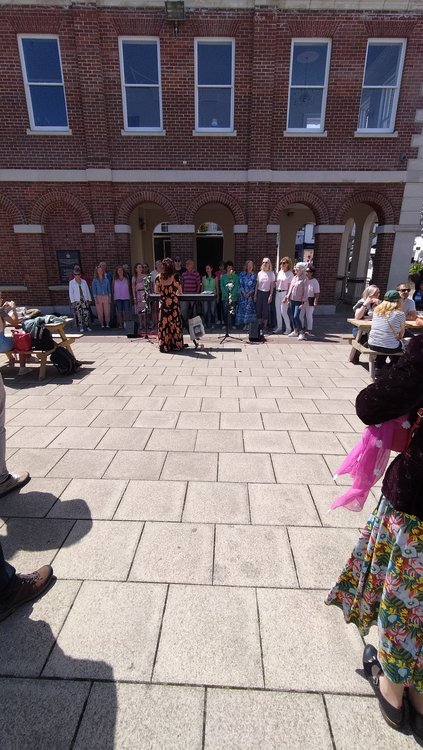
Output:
[18, 35, 69, 130]
[119, 38, 162, 131]
[195, 40, 234, 132]
[358, 40, 405, 133]
[287, 40, 331, 132]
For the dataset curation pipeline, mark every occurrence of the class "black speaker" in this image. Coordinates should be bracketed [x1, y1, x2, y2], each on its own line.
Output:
[249, 321, 263, 342]
[126, 320, 139, 338]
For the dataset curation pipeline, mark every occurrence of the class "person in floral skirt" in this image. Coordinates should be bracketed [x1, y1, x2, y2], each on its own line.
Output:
[326, 334, 423, 737]
[155, 257, 184, 353]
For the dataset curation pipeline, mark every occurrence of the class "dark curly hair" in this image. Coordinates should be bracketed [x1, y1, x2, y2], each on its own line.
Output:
[161, 257, 175, 279]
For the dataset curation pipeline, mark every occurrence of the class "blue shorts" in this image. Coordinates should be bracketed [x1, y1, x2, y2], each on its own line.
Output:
[0, 333, 14, 353]
[115, 299, 131, 313]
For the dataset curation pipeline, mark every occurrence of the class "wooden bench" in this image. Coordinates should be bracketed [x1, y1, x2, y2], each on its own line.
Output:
[348, 339, 402, 380]
[5, 332, 84, 381]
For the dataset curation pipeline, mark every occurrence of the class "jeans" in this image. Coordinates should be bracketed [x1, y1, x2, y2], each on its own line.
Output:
[290, 300, 304, 331]
[202, 299, 216, 328]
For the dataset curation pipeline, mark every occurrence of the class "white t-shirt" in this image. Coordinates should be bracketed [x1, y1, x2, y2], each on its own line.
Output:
[402, 297, 416, 317]
[257, 270, 275, 292]
[306, 278, 320, 298]
[368, 310, 406, 349]
[276, 270, 293, 291]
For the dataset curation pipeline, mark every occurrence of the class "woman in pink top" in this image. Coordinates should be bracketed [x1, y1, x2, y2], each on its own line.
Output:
[284, 262, 308, 339]
[254, 258, 275, 333]
[302, 266, 320, 334]
[113, 266, 132, 329]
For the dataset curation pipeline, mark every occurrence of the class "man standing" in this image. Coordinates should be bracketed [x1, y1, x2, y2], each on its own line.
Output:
[181, 259, 202, 324]
[0, 372, 53, 621]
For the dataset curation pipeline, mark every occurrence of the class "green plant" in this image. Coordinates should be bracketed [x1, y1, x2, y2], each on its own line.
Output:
[409, 261, 423, 277]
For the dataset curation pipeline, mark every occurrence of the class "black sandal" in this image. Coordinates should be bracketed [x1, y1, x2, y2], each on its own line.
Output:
[363, 645, 404, 730]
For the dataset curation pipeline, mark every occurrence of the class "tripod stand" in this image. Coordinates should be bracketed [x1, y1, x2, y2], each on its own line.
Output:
[138, 274, 156, 343]
[219, 287, 242, 344]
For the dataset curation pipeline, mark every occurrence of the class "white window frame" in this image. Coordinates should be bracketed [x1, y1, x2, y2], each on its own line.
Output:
[357, 38, 406, 134]
[119, 37, 163, 133]
[18, 34, 69, 132]
[286, 38, 331, 134]
[194, 38, 235, 133]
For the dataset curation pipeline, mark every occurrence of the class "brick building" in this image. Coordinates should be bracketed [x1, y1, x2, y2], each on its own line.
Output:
[0, 0, 422, 310]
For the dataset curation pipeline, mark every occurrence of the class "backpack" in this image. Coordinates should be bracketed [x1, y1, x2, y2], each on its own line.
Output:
[33, 324, 55, 351]
[50, 347, 80, 375]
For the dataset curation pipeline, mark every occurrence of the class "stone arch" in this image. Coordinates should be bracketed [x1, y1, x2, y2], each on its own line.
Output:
[116, 190, 178, 225]
[335, 191, 395, 225]
[0, 193, 25, 224]
[269, 190, 330, 225]
[30, 190, 92, 225]
[185, 190, 245, 225]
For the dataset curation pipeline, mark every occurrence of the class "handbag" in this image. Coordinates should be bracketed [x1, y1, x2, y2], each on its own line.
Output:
[391, 407, 423, 453]
[188, 315, 205, 341]
[12, 329, 32, 352]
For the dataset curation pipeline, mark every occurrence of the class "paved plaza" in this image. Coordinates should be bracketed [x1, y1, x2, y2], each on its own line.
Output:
[0, 321, 418, 749]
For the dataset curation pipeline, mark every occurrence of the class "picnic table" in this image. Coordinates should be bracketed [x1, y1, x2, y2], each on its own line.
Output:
[4, 317, 82, 380]
[346, 317, 421, 379]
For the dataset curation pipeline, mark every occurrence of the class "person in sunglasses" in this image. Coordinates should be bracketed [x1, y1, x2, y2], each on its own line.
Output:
[396, 283, 417, 320]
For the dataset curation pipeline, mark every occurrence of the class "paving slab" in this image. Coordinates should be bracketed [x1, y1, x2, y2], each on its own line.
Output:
[114, 480, 186, 521]
[8, 448, 66, 477]
[205, 689, 332, 750]
[145, 428, 197, 452]
[49, 408, 101, 426]
[6, 408, 63, 426]
[272, 453, 333, 484]
[161, 452, 217, 481]
[303, 413, 354, 432]
[47, 426, 108, 450]
[153, 585, 263, 688]
[289, 430, 345, 454]
[243, 429, 293, 453]
[0, 517, 75, 570]
[288, 526, 359, 588]
[219, 452, 275, 483]
[309, 484, 372, 528]
[183, 479, 250, 524]
[177, 412, 220, 429]
[104, 450, 166, 480]
[275, 398, 319, 413]
[257, 588, 372, 694]
[313, 399, 356, 414]
[214, 525, 297, 587]
[195, 429, 243, 452]
[249, 483, 321, 526]
[163, 397, 202, 411]
[47, 477, 127, 520]
[239, 398, 277, 413]
[325, 694, 416, 750]
[44, 581, 167, 681]
[220, 412, 263, 430]
[96, 427, 152, 451]
[134, 410, 180, 428]
[75, 683, 204, 750]
[0, 477, 69, 518]
[52, 519, 141, 580]
[0, 579, 80, 678]
[130, 522, 214, 584]
[0, 677, 90, 750]
[48, 449, 116, 478]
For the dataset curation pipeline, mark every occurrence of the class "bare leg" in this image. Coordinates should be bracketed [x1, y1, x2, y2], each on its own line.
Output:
[379, 675, 405, 709]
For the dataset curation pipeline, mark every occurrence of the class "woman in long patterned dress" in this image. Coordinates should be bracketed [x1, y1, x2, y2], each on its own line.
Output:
[326, 334, 423, 737]
[236, 260, 257, 330]
[155, 258, 184, 353]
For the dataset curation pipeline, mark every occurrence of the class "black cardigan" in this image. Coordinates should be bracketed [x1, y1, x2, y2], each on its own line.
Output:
[355, 334, 423, 520]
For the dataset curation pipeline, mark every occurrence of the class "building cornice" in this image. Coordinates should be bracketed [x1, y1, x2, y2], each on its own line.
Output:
[0, 168, 407, 183]
[0, 0, 422, 11]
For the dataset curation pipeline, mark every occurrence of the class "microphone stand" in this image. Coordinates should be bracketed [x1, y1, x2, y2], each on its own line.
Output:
[219, 281, 242, 344]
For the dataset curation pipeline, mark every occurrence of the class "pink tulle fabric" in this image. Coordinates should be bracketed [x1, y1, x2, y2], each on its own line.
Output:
[330, 416, 410, 512]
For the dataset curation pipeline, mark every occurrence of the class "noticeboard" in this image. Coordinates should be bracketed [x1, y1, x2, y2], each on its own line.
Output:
[57, 250, 81, 284]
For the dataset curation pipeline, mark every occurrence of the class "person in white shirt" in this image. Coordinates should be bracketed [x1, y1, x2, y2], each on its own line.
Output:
[396, 283, 417, 320]
[368, 290, 405, 377]
[274, 256, 294, 334]
[254, 258, 275, 333]
[69, 267, 92, 332]
[301, 266, 320, 334]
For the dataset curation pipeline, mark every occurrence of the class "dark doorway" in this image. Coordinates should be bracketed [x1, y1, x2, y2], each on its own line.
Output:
[196, 236, 224, 275]
[154, 236, 171, 261]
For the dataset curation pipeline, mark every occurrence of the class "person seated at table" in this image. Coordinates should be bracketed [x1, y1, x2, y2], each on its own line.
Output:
[0, 296, 30, 376]
[353, 285, 380, 320]
[396, 282, 417, 320]
[413, 279, 423, 311]
[180, 259, 202, 326]
[368, 290, 405, 379]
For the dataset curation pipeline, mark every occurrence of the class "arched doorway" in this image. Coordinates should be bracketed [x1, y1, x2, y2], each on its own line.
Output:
[129, 204, 172, 271]
[196, 222, 223, 274]
[337, 204, 378, 303]
[277, 204, 316, 265]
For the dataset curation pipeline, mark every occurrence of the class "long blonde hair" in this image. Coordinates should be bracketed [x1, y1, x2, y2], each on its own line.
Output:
[362, 285, 380, 301]
[374, 300, 402, 317]
[261, 257, 273, 272]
